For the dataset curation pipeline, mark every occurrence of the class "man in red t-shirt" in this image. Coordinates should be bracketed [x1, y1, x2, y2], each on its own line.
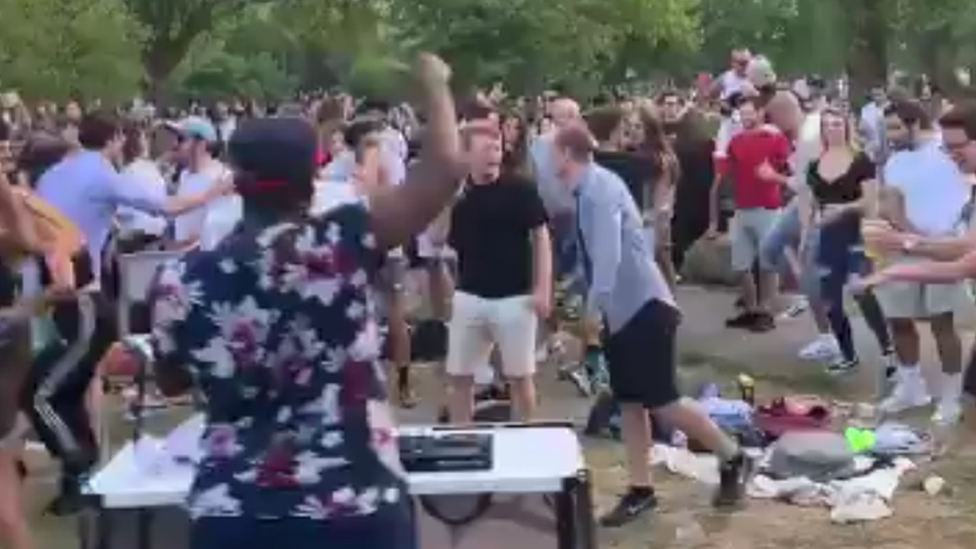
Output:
[708, 96, 792, 331]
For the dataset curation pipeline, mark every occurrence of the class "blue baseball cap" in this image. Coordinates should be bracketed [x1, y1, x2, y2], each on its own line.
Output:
[172, 116, 218, 143]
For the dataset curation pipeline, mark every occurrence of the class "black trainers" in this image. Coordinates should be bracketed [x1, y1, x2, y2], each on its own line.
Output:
[726, 311, 775, 332]
[747, 312, 775, 333]
[826, 357, 859, 376]
[46, 487, 85, 516]
[725, 311, 757, 328]
[599, 486, 658, 527]
[713, 453, 752, 508]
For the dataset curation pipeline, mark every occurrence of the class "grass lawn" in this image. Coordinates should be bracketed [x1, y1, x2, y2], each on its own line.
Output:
[21, 348, 976, 549]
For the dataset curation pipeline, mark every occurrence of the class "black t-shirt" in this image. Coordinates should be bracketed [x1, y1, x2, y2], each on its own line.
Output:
[808, 152, 875, 205]
[593, 150, 653, 209]
[449, 176, 548, 298]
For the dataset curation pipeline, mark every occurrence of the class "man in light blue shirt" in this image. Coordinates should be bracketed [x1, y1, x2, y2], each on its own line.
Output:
[28, 111, 224, 515]
[552, 126, 750, 527]
[38, 114, 224, 279]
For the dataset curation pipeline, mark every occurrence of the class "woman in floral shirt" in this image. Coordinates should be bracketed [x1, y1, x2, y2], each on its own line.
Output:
[147, 55, 464, 549]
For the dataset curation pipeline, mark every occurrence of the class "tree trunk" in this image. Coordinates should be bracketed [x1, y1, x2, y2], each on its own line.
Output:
[846, 0, 888, 109]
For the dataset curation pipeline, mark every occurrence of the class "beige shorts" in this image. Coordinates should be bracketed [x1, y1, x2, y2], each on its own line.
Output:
[875, 271, 969, 320]
[446, 292, 538, 378]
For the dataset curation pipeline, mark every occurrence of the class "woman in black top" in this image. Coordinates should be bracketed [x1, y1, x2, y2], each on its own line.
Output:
[800, 109, 892, 374]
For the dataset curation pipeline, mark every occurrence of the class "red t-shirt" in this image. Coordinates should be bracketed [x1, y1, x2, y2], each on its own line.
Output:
[727, 127, 791, 209]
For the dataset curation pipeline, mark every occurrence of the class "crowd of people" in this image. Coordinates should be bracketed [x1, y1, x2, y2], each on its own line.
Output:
[2, 47, 976, 549]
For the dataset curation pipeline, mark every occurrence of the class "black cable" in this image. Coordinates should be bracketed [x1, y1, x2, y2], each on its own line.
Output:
[418, 494, 494, 526]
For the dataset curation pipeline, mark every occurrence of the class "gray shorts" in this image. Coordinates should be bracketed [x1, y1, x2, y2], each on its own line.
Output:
[874, 258, 970, 319]
[730, 208, 780, 272]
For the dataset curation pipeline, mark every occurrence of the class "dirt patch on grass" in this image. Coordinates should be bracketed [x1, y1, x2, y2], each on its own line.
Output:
[577, 353, 976, 549]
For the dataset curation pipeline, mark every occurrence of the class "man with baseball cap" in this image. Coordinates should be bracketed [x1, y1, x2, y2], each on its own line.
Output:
[170, 116, 231, 248]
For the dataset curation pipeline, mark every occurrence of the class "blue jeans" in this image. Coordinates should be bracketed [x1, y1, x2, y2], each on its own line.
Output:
[758, 199, 821, 300]
[190, 506, 416, 549]
[817, 216, 891, 361]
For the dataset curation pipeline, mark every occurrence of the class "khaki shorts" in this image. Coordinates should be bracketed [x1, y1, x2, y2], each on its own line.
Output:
[446, 292, 537, 378]
[875, 263, 970, 319]
[730, 208, 780, 272]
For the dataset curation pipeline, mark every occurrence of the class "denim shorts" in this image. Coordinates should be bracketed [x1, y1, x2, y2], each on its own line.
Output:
[758, 199, 821, 299]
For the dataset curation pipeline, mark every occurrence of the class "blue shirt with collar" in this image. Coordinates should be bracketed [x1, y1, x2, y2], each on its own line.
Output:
[574, 162, 676, 333]
[36, 150, 167, 279]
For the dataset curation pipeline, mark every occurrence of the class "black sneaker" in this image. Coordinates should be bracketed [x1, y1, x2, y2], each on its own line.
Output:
[882, 351, 897, 380]
[713, 453, 752, 508]
[46, 488, 85, 516]
[599, 486, 658, 527]
[725, 311, 757, 328]
[747, 312, 775, 333]
[826, 357, 859, 376]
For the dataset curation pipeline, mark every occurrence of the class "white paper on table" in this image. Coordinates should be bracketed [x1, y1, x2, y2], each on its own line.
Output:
[161, 414, 205, 463]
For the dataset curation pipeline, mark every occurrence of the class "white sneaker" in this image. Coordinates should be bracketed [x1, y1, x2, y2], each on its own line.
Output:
[798, 334, 840, 361]
[932, 373, 964, 425]
[932, 397, 962, 425]
[880, 369, 932, 414]
[778, 295, 809, 319]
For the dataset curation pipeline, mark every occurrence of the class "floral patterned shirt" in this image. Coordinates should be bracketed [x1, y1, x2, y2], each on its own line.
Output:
[149, 204, 406, 521]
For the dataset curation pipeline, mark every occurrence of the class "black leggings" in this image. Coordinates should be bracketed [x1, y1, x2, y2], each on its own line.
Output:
[817, 217, 891, 362]
[21, 292, 114, 483]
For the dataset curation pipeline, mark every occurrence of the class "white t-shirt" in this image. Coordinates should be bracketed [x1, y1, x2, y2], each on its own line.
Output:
[718, 70, 751, 100]
[859, 102, 886, 161]
[200, 194, 243, 251]
[713, 112, 742, 160]
[173, 162, 229, 241]
[884, 138, 969, 235]
[196, 180, 364, 251]
[789, 112, 823, 190]
[311, 180, 362, 216]
[117, 159, 168, 236]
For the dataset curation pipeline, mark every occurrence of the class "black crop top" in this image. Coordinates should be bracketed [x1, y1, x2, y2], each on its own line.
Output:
[807, 152, 875, 206]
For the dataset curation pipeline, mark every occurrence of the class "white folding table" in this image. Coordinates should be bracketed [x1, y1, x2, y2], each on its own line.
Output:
[79, 418, 597, 549]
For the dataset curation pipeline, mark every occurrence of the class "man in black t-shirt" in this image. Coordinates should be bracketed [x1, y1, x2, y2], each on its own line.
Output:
[437, 125, 552, 423]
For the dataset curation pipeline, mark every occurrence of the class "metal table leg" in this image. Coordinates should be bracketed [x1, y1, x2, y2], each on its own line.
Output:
[574, 471, 598, 549]
[555, 478, 578, 549]
[135, 508, 154, 549]
[555, 471, 597, 549]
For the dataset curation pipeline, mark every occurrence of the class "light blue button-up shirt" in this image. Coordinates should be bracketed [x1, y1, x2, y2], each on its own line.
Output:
[574, 163, 676, 333]
[530, 135, 576, 215]
[36, 150, 167, 279]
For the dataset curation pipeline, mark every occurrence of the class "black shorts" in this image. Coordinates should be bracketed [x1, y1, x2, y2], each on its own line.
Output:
[603, 299, 681, 409]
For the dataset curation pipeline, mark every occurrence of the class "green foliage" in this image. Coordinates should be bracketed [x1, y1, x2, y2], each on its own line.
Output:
[5, 0, 976, 104]
[391, 0, 700, 95]
[0, 0, 143, 101]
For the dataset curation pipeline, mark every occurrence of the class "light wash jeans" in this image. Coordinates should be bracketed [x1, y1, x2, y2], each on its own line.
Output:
[758, 198, 821, 300]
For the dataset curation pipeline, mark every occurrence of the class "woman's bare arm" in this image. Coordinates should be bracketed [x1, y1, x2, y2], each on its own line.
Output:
[369, 54, 466, 250]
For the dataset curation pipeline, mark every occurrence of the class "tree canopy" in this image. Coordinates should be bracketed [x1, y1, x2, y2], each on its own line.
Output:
[1, 0, 975, 103]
